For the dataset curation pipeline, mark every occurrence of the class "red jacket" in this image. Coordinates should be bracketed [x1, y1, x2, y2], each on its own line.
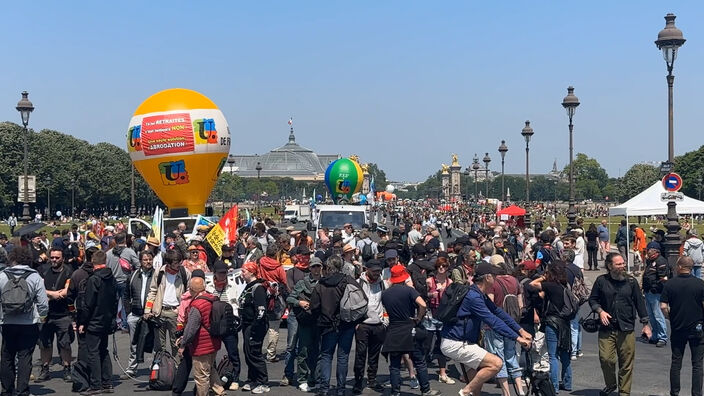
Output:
[187, 293, 221, 356]
[259, 256, 287, 288]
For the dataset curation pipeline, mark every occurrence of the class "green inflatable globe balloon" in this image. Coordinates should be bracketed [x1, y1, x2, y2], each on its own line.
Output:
[324, 157, 364, 202]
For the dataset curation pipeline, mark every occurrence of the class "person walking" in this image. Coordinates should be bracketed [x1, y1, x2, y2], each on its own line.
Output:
[105, 232, 140, 332]
[0, 247, 49, 396]
[238, 262, 270, 394]
[597, 220, 610, 261]
[614, 220, 631, 263]
[258, 244, 287, 363]
[589, 252, 651, 396]
[426, 257, 456, 386]
[586, 223, 599, 271]
[124, 250, 155, 377]
[77, 250, 118, 395]
[641, 242, 669, 347]
[661, 256, 704, 396]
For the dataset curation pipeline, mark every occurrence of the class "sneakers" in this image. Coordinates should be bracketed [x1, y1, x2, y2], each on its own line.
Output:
[35, 365, 50, 382]
[63, 366, 73, 382]
[280, 376, 290, 386]
[102, 384, 115, 393]
[421, 390, 442, 396]
[367, 380, 385, 392]
[242, 383, 252, 391]
[120, 370, 136, 380]
[352, 382, 363, 395]
[570, 355, 577, 361]
[438, 375, 455, 385]
[409, 377, 419, 389]
[252, 385, 271, 394]
[80, 389, 102, 396]
[229, 382, 239, 391]
[299, 383, 314, 392]
[599, 385, 616, 396]
[576, 350, 584, 357]
[656, 340, 667, 348]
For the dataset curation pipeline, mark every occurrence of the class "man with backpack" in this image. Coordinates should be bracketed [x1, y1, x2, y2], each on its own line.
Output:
[642, 241, 669, 347]
[439, 262, 532, 396]
[36, 248, 74, 383]
[356, 230, 378, 266]
[77, 250, 118, 395]
[179, 276, 225, 396]
[683, 229, 704, 279]
[535, 231, 561, 273]
[380, 265, 440, 396]
[106, 233, 140, 332]
[310, 255, 362, 396]
[484, 262, 526, 396]
[0, 247, 49, 396]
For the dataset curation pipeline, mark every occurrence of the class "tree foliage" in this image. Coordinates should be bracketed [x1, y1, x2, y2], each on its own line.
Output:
[675, 146, 704, 199]
[562, 153, 609, 200]
[617, 164, 660, 202]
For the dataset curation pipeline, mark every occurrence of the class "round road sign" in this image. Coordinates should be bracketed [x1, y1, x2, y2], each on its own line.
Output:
[662, 172, 683, 192]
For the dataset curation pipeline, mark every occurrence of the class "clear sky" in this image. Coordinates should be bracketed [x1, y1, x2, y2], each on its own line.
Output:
[1, 2, 703, 182]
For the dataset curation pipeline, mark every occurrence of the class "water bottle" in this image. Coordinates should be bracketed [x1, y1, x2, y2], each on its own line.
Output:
[697, 323, 702, 333]
[150, 363, 159, 380]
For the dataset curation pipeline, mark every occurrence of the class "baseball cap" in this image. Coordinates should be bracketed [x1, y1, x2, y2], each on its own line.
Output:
[213, 260, 229, 273]
[384, 249, 398, 260]
[474, 262, 498, 278]
[310, 257, 323, 267]
[646, 241, 661, 251]
[365, 259, 383, 270]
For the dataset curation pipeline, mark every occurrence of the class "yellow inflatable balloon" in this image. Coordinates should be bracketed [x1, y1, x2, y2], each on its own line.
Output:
[127, 88, 231, 215]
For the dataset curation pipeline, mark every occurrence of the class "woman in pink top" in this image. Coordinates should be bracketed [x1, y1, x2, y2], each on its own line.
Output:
[426, 256, 455, 384]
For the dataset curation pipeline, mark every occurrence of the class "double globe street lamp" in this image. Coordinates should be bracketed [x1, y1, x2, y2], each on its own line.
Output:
[562, 86, 580, 230]
[16, 92, 34, 223]
[498, 141, 508, 202]
[482, 153, 491, 198]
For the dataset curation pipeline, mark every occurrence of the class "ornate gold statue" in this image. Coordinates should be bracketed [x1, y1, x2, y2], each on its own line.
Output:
[349, 154, 360, 164]
[451, 153, 459, 166]
[360, 163, 369, 174]
[441, 164, 450, 174]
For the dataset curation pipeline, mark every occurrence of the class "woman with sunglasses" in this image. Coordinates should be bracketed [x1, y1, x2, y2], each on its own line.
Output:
[426, 256, 455, 384]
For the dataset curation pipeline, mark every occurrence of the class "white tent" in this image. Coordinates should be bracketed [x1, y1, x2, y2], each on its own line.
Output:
[607, 181, 704, 272]
[609, 181, 704, 216]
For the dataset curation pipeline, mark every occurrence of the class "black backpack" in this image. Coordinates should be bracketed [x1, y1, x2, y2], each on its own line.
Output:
[547, 284, 579, 321]
[216, 356, 235, 389]
[71, 360, 91, 392]
[1, 270, 34, 316]
[361, 241, 374, 262]
[195, 295, 239, 337]
[435, 283, 472, 324]
[148, 349, 177, 390]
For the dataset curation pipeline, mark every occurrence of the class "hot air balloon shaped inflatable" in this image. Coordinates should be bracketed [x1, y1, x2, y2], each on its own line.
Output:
[324, 157, 363, 202]
[127, 88, 230, 215]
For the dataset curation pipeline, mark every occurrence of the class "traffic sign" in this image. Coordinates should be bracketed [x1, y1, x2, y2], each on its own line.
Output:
[661, 192, 684, 202]
[662, 172, 683, 192]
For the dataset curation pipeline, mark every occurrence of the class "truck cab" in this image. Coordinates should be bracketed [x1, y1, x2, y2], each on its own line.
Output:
[314, 204, 369, 236]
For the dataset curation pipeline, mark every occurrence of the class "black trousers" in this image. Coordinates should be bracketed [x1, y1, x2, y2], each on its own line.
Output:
[243, 322, 268, 386]
[0, 324, 39, 396]
[670, 331, 704, 396]
[222, 332, 241, 381]
[84, 331, 112, 390]
[172, 348, 192, 395]
[587, 247, 598, 270]
[353, 323, 386, 384]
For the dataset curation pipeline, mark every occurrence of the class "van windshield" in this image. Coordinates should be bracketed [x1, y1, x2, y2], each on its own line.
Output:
[319, 211, 365, 230]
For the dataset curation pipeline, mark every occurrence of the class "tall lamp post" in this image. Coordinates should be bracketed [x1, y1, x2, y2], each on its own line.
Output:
[45, 176, 51, 221]
[482, 153, 491, 198]
[464, 169, 470, 201]
[256, 161, 262, 180]
[656, 13, 686, 269]
[472, 154, 480, 201]
[521, 121, 534, 228]
[498, 140, 508, 202]
[16, 91, 34, 223]
[227, 154, 236, 176]
[129, 164, 137, 217]
[562, 86, 580, 230]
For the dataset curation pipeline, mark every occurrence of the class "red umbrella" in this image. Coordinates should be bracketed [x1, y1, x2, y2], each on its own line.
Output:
[496, 204, 526, 216]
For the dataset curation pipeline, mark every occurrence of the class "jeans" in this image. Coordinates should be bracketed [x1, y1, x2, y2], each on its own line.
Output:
[0, 324, 39, 396]
[126, 313, 141, 372]
[296, 325, 320, 386]
[570, 317, 582, 357]
[284, 313, 298, 379]
[618, 245, 628, 263]
[670, 330, 704, 396]
[84, 331, 112, 390]
[645, 292, 668, 342]
[222, 332, 241, 382]
[484, 329, 522, 379]
[545, 325, 572, 393]
[318, 326, 355, 393]
[116, 281, 128, 330]
[353, 323, 386, 385]
[389, 341, 431, 394]
[694, 266, 703, 279]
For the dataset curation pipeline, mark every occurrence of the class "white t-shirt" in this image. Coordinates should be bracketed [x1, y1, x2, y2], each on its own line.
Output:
[162, 272, 179, 307]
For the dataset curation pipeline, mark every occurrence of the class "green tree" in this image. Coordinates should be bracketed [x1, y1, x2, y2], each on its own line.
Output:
[618, 164, 659, 202]
[675, 146, 704, 199]
[367, 163, 387, 191]
[563, 153, 609, 200]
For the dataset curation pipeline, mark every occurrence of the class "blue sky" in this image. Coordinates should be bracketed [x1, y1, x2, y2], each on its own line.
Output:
[1, 2, 703, 182]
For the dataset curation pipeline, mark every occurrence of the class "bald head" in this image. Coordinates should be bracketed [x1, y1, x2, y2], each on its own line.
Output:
[189, 277, 205, 294]
[677, 256, 694, 274]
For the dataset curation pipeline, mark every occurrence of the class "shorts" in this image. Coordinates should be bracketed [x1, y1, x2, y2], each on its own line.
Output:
[39, 316, 74, 350]
[440, 338, 488, 370]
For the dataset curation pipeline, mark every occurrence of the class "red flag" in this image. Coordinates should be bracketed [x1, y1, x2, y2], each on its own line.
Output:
[219, 205, 239, 244]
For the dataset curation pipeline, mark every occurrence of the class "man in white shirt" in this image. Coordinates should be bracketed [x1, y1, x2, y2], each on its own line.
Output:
[407, 222, 423, 247]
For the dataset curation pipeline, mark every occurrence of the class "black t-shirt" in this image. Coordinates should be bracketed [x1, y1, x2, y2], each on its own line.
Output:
[661, 274, 704, 333]
[381, 284, 420, 322]
[542, 281, 565, 316]
[42, 265, 73, 318]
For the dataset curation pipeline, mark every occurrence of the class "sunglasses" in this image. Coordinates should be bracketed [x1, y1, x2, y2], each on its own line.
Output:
[436, 264, 449, 269]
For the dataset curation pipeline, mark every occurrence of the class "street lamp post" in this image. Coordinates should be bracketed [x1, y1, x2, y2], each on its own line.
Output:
[483, 153, 491, 198]
[472, 154, 480, 201]
[498, 140, 508, 202]
[227, 154, 236, 176]
[562, 86, 580, 230]
[45, 176, 51, 221]
[16, 91, 34, 223]
[256, 161, 262, 180]
[130, 164, 137, 217]
[464, 169, 470, 201]
[656, 13, 686, 269]
[521, 121, 534, 228]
